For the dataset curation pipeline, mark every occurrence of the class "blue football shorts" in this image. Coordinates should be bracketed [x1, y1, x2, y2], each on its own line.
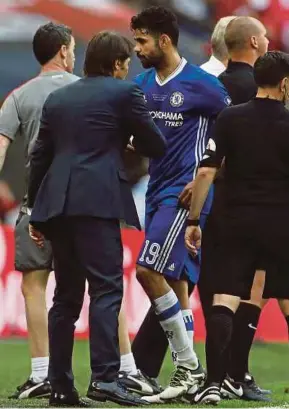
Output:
[137, 203, 207, 283]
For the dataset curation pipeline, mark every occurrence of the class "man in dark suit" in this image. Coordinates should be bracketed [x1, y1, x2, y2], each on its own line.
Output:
[27, 31, 166, 407]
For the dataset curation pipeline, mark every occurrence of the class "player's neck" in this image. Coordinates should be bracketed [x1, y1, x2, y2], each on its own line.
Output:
[230, 52, 257, 67]
[156, 51, 182, 82]
[40, 61, 67, 74]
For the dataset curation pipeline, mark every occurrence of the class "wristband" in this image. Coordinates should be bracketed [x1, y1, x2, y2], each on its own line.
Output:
[187, 219, 200, 226]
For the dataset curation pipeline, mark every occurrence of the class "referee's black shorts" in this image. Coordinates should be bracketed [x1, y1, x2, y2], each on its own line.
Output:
[203, 206, 289, 300]
[263, 262, 289, 299]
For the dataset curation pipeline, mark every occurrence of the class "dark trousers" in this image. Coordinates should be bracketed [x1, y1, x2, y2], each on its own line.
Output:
[47, 216, 123, 393]
[132, 281, 195, 378]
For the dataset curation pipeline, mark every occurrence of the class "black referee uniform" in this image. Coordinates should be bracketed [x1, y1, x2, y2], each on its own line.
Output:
[193, 95, 289, 402]
[198, 60, 258, 321]
[204, 98, 289, 298]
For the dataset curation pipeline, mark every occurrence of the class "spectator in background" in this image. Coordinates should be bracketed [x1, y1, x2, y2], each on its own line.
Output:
[213, 0, 289, 51]
[201, 16, 236, 76]
[171, 0, 209, 22]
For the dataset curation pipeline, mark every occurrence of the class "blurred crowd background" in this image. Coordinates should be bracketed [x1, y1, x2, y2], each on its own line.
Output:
[1, 0, 289, 228]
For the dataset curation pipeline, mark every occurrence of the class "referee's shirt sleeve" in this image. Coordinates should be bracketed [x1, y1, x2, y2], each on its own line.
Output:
[200, 108, 229, 168]
[0, 93, 20, 140]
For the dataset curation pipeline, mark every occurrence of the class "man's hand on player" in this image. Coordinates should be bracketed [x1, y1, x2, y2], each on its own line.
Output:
[126, 143, 135, 152]
[179, 181, 194, 209]
[185, 225, 202, 257]
[126, 136, 136, 153]
[29, 224, 45, 248]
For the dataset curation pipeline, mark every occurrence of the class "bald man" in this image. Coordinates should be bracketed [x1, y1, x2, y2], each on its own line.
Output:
[198, 16, 271, 403]
[220, 16, 268, 102]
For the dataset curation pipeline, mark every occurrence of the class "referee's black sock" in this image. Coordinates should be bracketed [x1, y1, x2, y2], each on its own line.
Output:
[206, 305, 234, 386]
[285, 315, 289, 338]
[228, 302, 261, 382]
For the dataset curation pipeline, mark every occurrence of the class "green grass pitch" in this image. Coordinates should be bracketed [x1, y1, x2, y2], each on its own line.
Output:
[0, 340, 288, 408]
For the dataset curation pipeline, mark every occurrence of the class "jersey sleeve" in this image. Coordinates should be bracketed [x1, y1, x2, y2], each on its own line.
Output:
[198, 75, 232, 118]
[200, 108, 230, 168]
[0, 93, 20, 141]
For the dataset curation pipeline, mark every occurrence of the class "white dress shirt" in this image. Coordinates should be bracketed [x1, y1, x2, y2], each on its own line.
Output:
[200, 55, 226, 77]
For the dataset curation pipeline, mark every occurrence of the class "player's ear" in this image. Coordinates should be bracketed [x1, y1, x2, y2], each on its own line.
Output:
[159, 34, 170, 49]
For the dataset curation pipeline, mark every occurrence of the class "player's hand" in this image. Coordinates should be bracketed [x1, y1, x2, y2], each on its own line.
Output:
[29, 224, 45, 248]
[185, 225, 202, 257]
[179, 181, 194, 209]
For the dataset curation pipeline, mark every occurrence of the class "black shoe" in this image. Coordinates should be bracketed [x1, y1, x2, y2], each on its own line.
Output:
[240, 374, 271, 402]
[221, 376, 243, 399]
[244, 373, 272, 395]
[193, 382, 221, 405]
[118, 370, 162, 396]
[9, 378, 51, 399]
[50, 389, 90, 407]
[87, 380, 148, 406]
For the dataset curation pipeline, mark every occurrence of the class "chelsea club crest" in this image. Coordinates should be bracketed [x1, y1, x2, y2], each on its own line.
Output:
[170, 91, 184, 108]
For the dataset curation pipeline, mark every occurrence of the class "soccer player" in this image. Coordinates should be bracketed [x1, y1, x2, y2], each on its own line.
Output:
[185, 50, 289, 404]
[0, 22, 79, 399]
[127, 6, 230, 401]
[124, 16, 236, 389]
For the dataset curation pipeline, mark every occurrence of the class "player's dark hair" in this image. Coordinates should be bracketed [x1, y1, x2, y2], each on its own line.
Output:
[131, 6, 179, 47]
[254, 51, 289, 87]
[84, 31, 133, 77]
[33, 22, 72, 65]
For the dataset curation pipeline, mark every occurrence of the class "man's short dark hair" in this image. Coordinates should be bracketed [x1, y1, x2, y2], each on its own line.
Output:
[130, 6, 179, 47]
[33, 22, 72, 65]
[84, 31, 133, 77]
[254, 51, 289, 87]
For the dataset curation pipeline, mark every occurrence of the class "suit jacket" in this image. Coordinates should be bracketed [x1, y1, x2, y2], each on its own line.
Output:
[28, 76, 166, 231]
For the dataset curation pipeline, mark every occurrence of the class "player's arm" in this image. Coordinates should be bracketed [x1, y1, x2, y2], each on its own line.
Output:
[0, 136, 11, 171]
[198, 74, 232, 120]
[0, 93, 21, 172]
[124, 83, 167, 158]
[185, 112, 227, 255]
[27, 97, 54, 208]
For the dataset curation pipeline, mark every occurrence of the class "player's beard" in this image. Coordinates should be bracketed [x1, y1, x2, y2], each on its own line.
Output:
[137, 51, 164, 69]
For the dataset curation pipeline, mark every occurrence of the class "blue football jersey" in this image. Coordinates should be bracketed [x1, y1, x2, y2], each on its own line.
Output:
[134, 58, 230, 213]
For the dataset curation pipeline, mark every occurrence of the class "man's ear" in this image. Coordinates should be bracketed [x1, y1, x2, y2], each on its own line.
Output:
[159, 34, 171, 49]
[250, 35, 258, 50]
[60, 44, 68, 60]
[115, 59, 122, 71]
